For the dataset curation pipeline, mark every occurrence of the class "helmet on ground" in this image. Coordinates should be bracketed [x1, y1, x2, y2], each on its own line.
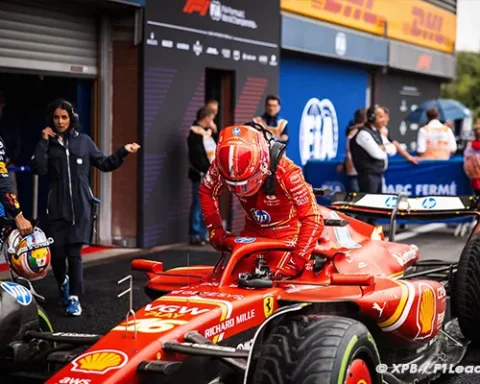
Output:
[5, 227, 52, 281]
[216, 125, 270, 196]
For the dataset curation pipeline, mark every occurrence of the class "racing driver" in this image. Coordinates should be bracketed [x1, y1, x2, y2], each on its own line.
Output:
[199, 124, 324, 279]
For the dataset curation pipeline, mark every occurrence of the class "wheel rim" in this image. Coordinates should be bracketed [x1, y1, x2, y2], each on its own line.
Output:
[345, 358, 372, 384]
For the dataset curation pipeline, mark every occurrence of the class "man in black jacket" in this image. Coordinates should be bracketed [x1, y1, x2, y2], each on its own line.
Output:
[187, 106, 217, 245]
[350, 105, 397, 193]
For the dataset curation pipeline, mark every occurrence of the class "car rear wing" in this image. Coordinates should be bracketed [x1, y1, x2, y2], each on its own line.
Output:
[312, 188, 480, 241]
[321, 191, 480, 220]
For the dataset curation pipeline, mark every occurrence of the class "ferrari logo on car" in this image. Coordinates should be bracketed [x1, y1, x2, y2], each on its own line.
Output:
[263, 296, 274, 318]
[71, 349, 128, 374]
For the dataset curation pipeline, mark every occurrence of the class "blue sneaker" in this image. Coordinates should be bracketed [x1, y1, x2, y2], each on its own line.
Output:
[65, 295, 82, 316]
[59, 276, 70, 306]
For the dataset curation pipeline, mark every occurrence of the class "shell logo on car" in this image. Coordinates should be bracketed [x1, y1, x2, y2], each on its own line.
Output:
[416, 283, 436, 339]
[71, 350, 128, 374]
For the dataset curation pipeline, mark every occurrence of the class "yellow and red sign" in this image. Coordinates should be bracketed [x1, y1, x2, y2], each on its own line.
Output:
[71, 349, 128, 374]
[280, 0, 456, 53]
[416, 283, 436, 338]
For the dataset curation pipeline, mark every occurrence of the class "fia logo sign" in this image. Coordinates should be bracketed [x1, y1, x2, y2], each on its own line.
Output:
[299, 98, 339, 165]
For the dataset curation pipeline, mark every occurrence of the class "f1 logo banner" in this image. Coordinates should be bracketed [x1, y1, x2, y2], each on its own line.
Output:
[151, 0, 278, 45]
[281, 0, 456, 53]
[183, 0, 211, 16]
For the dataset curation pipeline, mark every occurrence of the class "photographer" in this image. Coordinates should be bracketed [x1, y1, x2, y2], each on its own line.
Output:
[31, 99, 140, 316]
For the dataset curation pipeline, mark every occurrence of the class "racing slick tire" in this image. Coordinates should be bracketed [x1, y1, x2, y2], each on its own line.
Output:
[251, 315, 382, 384]
[455, 233, 480, 344]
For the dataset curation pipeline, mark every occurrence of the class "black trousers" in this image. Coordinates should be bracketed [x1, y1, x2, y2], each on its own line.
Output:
[358, 172, 383, 225]
[358, 173, 383, 194]
[47, 220, 84, 297]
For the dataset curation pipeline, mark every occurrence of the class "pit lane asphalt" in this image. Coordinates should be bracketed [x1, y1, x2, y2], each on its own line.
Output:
[30, 226, 478, 384]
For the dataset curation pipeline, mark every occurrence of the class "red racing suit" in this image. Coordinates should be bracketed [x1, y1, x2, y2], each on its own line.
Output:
[199, 156, 324, 277]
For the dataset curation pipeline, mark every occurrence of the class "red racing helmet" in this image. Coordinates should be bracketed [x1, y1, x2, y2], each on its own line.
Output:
[216, 125, 270, 196]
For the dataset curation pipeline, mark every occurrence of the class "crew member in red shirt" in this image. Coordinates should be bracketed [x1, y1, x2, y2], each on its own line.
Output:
[199, 124, 324, 279]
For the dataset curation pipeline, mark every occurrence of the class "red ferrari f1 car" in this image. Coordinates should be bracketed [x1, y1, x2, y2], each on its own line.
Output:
[2, 190, 480, 384]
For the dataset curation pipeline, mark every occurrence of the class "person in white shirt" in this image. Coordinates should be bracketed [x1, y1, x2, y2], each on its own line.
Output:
[416, 108, 457, 160]
[381, 108, 419, 165]
[350, 105, 397, 193]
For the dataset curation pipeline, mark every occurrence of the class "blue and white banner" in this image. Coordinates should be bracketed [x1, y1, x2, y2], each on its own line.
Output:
[279, 54, 369, 166]
[304, 156, 472, 223]
[304, 156, 470, 197]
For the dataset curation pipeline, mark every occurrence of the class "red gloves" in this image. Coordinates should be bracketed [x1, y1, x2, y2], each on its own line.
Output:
[208, 226, 229, 251]
[274, 253, 308, 280]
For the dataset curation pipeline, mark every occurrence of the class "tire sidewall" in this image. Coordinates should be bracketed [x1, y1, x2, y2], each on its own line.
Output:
[330, 320, 383, 384]
[455, 233, 480, 343]
[37, 305, 53, 332]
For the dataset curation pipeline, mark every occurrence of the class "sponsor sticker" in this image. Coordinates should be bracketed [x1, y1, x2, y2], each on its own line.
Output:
[385, 196, 398, 208]
[437, 286, 446, 300]
[250, 209, 271, 224]
[57, 378, 91, 384]
[392, 245, 418, 266]
[71, 350, 128, 374]
[52, 332, 98, 338]
[415, 283, 436, 340]
[263, 296, 274, 318]
[234, 237, 256, 243]
[204, 309, 255, 338]
[421, 197, 436, 209]
[112, 319, 188, 334]
[144, 304, 209, 319]
[169, 290, 244, 300]
[1, 282, 32, 306]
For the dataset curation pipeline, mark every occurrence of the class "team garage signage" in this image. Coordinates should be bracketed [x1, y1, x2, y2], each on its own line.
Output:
[388, 40, 455, 79]
[281, 0, 457, 53]
[145, 0, 279, 67]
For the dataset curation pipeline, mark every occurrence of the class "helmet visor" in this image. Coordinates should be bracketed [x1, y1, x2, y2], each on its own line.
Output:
[224, 171, 264, 197]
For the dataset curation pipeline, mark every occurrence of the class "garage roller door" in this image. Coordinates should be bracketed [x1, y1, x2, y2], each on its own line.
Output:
[0, 1, 97, 77]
